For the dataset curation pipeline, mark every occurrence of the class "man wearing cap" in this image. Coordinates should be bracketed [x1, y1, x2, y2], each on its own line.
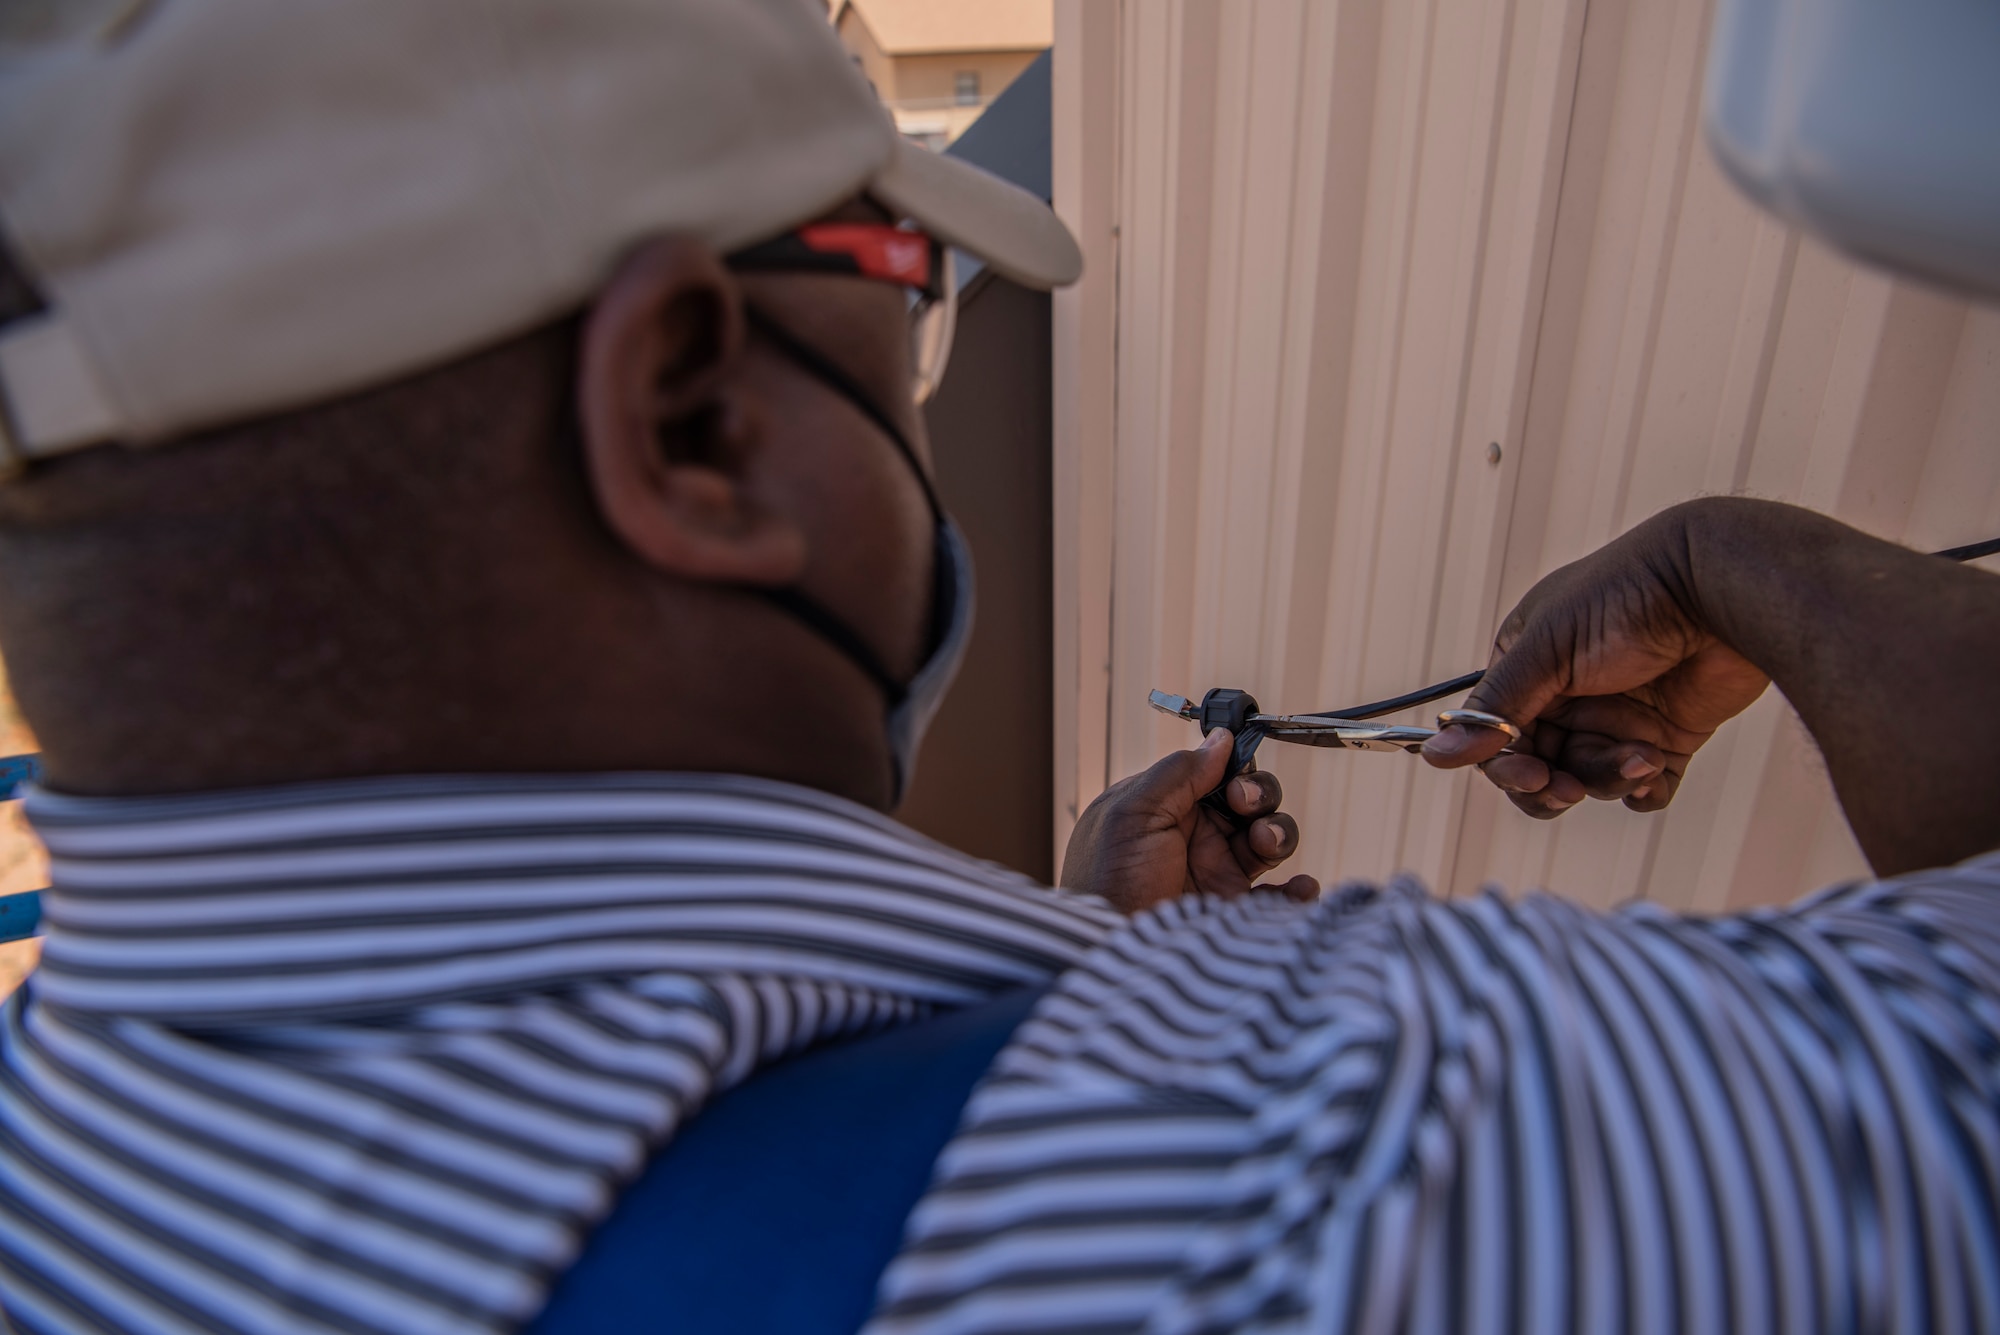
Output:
[2, 1, 1999, 1333]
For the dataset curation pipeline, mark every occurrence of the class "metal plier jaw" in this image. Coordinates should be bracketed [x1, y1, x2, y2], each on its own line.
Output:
[1148, 686, 1520, 829]
[1148, 688, 1519, 754]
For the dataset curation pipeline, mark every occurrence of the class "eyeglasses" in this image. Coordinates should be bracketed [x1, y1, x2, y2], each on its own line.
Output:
[727, 222, 959, 404]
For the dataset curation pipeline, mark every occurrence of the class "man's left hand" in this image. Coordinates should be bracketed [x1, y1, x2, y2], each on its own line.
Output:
[1060, 729, 1320, 914]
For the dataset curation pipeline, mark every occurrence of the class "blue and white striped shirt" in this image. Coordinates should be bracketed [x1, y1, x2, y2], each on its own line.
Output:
[2, 772, 1996, 1333]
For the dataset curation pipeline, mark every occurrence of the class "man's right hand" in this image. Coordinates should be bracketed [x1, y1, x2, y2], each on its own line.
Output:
[1423, 497, 2000, 876]
[1421, 504, 1771, 819]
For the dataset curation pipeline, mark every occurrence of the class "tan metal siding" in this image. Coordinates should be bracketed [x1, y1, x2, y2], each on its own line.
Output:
[1053, 0, 2000, 910]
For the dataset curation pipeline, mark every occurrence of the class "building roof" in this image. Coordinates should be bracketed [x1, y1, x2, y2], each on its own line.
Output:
[832, 0, 1051, 56]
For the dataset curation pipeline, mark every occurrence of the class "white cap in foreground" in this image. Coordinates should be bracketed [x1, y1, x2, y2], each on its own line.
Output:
[0, 0, 1082, 468]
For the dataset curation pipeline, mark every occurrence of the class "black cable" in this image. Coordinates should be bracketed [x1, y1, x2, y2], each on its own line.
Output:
[1311, 670, 1487, 722]
[1935, 535, 2000, 563]
[1311, 534, 1999, 722]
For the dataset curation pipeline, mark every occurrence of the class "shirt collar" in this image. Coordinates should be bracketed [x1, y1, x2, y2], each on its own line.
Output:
[24, 771, 1113, 1026]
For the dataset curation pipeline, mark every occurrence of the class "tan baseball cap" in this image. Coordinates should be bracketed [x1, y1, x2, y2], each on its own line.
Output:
[0, 0, 1082, 469]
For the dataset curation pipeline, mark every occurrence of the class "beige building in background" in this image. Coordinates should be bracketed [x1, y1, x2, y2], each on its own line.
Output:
[831, 0, 1050, 148]
[1052, 0, 2000, 913]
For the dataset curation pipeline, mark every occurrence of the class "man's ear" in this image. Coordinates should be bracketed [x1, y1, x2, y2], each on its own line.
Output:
[577, 236, 807, 585]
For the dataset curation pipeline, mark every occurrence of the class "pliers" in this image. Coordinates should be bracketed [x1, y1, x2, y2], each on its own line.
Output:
[1147, 684, 1519, 828]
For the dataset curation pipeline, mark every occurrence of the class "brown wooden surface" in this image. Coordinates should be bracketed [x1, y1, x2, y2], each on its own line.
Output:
[896, 273, 1057, 882]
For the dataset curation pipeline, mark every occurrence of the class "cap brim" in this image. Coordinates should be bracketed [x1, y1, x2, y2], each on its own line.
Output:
[869, 137, 1082, 291]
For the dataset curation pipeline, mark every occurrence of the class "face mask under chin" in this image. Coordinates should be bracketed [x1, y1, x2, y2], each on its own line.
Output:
[738, 306, 976, 807]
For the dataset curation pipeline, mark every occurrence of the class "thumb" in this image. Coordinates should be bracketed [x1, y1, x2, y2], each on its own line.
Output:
[1423, 624, 1567, 768]
[1135, 726, 1234, 815]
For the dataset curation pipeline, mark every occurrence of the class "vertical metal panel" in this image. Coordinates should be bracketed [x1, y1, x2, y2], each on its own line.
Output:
[1050, 0, 1121, 856]
[1053, 0, 2000, 908]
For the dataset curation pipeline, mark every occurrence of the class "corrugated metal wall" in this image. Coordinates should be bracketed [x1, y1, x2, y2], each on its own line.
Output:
[1052, 0, 2000, 910]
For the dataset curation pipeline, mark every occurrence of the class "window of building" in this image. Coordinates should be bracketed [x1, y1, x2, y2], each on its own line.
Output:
[953, 71, 980, 106]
